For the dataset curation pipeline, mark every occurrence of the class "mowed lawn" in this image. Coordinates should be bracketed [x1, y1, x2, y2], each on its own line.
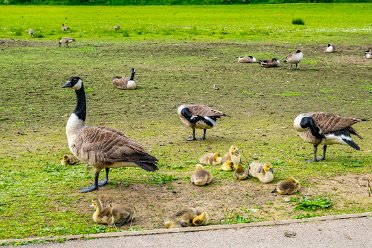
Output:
[0, 4, 371, 242]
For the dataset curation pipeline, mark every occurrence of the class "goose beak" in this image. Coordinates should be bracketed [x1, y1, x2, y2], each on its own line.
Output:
[62, 81, 72, 88]
[269, 168, 273, 173]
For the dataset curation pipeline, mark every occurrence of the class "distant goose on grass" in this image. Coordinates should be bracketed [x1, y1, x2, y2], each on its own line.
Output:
[28, 29, 35, 37]
[259, 58, 280, 68]
[293, 112, 366, 162]
[284, 50, 303, 68]
[238, 56, 257, 63]
[365, 50, 372, 59]
[62, 23, 70, 31]
[62, 76, 158, 192]
[112, 68, 136, 90]
[59, 37, 75, 47]
[114, 25, 121, 31]
[177, 104, 226, 141]
[324, 44, 336, 53]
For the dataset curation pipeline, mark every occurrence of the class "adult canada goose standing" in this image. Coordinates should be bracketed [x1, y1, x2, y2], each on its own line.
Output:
[238, 56, 257, 63]
[62, 23, 70, 31]
[293, 112, 366, 162]
[324, 44, 336, 53]
[62, 76, 158, 192]
[284, 50, 303, 68]
[365, 50, 372, 59]
[59, 37, 75, 47]
[259, 58, 280, 68]
[177, 104, 226, 141]
[112, 68, 136, 90]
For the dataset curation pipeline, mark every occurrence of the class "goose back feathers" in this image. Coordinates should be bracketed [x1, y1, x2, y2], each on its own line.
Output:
[238, 56, 257, 63]
[259, 58, 280, 68]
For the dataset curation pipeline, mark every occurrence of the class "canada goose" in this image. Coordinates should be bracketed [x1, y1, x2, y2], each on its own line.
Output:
[28, 29, 35, 37]
[91, 198, 134, 227]
[114, 25, 121, 31]
[248, 161, 274, 183]
[271, 176, 300, 195]
[112, 68, 136, 90]
[61, 154, 79, 165]
[59, 37, 75, 48]
[293, 112, 366, 162]
[164, 208, 201, 228]
[199, 152, 222, 165]
[233, 164, 249, 180]
[62, 76, 158, 192]
[238, 56, 257, 63]
[324, 44, 335, 53]
[221, 160, 234, 171]
[177, 104, 226, 141]
[365, 50, 372, 59]
[284, 50, 303, 68]
[191, 164, 213, 186]
[62, 24, 70, 32]
[192, 212, 209, 226]
[259, 58, 280, 68]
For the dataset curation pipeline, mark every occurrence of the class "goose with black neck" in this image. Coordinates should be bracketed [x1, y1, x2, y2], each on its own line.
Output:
[62, 76, 158, 193]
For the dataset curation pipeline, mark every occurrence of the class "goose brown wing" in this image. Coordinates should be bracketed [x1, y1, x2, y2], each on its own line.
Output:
[76, 126, 158, 171]
[311, 112, 362, 134]
[187, 105, 225, 117]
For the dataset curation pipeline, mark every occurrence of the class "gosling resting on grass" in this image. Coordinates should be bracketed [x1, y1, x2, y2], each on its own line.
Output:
[284, 50, 303, 69]
[91, 198, 134, 227]
[164, 208, 200, 228]
[61, 154, 79, 165]
[199, 152, 222, 165]
[63, 76, 158, 193]
[248, 161, 274, 183]
[112, 68, 136, 90]
[191, 164, 213, 186]
[293, 112, 366, 162]
[222, 145, 241, 166]
[177, 104, 226, 141]
[272, 177, 300, 195]
[233, 164, 249, 180]
[221, 160, 234, 171]
[192, 212, 209, 226]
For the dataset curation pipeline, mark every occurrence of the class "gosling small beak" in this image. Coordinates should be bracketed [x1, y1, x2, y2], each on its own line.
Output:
[269, 168, 273, 173]
[62, 81, 72, 88]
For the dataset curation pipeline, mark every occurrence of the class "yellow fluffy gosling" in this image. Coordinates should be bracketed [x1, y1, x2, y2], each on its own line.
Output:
[233, 164, 249, 180]
[271, 177, 300, 195]
[248, 161, 274, 183]
[191, 164, 213, 186]
[199, 152, 222, 165]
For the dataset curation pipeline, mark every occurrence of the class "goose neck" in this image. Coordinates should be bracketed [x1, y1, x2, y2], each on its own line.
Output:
[74, 87, 86, 121]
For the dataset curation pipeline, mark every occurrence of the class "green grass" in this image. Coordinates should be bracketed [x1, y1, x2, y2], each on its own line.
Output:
[0, 3, 371, 242]
[0, 4, 371, 44]
[292, 196, 333, 211]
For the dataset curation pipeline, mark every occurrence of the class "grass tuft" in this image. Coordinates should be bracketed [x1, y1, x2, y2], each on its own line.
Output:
[293, 196, 333, 211]
[292, 18, 305, 25]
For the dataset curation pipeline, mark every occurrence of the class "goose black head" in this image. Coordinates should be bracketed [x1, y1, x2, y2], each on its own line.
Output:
[293, 113, 312, 131]
[365, 50, 370, 55]
[272, 58, 278, 61]
[296, 50, 301, 53]
[63, 76, 83, 90]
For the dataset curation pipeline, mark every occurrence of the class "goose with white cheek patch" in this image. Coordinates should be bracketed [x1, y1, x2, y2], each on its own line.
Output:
[112, 68, 136, 90]
[324, 44, 336, 53]
[293, 112, 366, 162]
[62, 76, 158, 192]
[177, 104, 226, 141]
[365, 50, 372, 59]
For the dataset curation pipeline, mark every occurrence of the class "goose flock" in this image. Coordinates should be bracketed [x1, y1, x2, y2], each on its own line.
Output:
[59, 39, 369, 229]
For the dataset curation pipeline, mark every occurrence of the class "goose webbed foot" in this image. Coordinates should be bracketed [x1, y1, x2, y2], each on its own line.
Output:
[98, 180, 108, 187]
[81, 184, 99, 193]
[186, 136, 197, 141]
[305, 157, 324, 162]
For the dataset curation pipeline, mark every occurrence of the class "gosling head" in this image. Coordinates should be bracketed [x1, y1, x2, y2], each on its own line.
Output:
[263, 162, 273, 173]
[288, 176, 299, 185]
[229, 145, 239, 156]
[213, 152, 221, 161]
[62, 76, 83, 90]
[195, 164, 204, 170]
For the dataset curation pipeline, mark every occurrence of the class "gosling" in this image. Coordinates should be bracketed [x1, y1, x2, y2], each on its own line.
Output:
[191, 164, 213, 186]
[192, 212, 209, 226]
[271, 177, 300, 195]
[164, 208, 200, 228]
[199, 152, 222, 165]
[60, 154, 79, 165]
[221, 160, 234, 171]
[91, 198, 134, 227]
[248, 161, 274, 183]
[233, 164, 249, 180]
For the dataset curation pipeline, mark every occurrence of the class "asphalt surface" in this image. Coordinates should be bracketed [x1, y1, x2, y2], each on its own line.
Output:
[7, 214, 372, 248]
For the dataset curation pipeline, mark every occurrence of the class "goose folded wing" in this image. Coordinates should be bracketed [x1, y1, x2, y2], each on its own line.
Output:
[188, 105, 225, 117]
[77, 126, 158, 171]
[312, 112, 362, 134]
